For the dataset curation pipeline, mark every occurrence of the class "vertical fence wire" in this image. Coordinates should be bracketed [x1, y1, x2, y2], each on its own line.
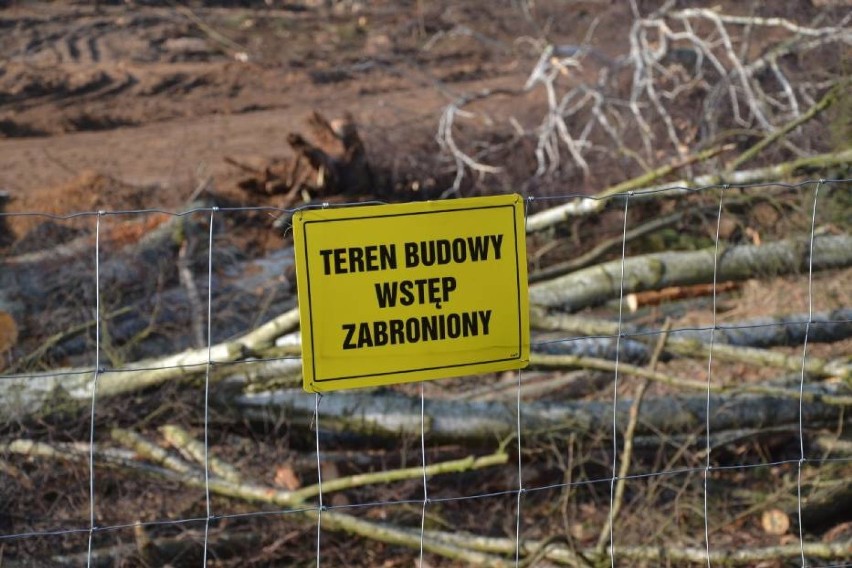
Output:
[515, 196, 533, 565]
[418, 382, 428, 567]
[315, 393, 324, 567]
[797, 180, 822, 567]
[704, 186, 727, 566]
[607, 192, 631, 566]
[86, 211, 103, 568]
[202, 208, 217, 565]
[514, 367, 524, 566]
[1, 180, 851, 566]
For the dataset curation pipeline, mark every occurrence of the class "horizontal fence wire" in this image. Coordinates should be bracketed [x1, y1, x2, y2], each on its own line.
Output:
[0, 178, 850, 566]
[0, 459, 848, 541]
[1, 179, 848, 222]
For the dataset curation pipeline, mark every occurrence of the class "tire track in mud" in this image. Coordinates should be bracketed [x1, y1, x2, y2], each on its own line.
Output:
[0, 3, 518, 139]
[0, 8, 230, 137]
[0, 0, 527, 200]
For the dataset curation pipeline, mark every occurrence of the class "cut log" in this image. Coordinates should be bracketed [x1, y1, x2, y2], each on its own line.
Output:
[0, 308, 300, 419]
[525, 149, 852, 232]
[532, 309, 852, 349]
[529, 234, 852, 312]
[229, 388, 851, 444]
[532, 310, 852, 379]
[230, 111, 375, 204]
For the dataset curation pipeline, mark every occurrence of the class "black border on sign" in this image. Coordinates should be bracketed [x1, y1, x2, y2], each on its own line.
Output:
[302, 202, 524, 386]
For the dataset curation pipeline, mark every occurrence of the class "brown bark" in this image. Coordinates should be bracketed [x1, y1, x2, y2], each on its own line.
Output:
[231, 111, 374, 204]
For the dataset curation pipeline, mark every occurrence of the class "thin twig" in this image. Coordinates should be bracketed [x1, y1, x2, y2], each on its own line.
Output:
[529, 353, 852, 406]
[529, 210, 684, 283]
[177, 237, 205, 349]
[726, 78, 849, 172]
[595, 320, 672, 553]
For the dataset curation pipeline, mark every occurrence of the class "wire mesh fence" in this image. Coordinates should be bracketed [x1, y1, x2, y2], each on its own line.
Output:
[1, 178, 851, 566]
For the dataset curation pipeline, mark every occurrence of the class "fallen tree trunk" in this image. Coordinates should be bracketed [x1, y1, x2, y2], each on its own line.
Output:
[533, 307, 852, 372]
[661, 308, 852, 348]
[5, 302, 850, 420]
[1, 213, 297, 367]
[525, 149, 852, 232]
[529, 234, 852, 312]
[228, 388, 850, 444]
[529, 354, 851, 402]
[0, 308, 300, 420]
[531, 310, 852, 379]
[534, 308, 852, 349]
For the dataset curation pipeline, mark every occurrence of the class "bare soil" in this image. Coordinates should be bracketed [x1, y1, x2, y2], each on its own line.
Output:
[0, 1, 545, 214]
[1, 1, 850, 566]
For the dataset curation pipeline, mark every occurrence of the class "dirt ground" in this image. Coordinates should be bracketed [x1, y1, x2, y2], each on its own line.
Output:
[0, 0, 551, 218]
[1, 1, 850, 566]
[1, 0, 848, 236]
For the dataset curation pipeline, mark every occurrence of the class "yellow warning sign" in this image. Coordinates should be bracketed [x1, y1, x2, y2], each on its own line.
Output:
[293, 194, 530, 392]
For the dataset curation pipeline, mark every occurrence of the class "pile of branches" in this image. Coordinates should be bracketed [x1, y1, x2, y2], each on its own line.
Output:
[2, 5, 851, 566]
[437, 5, 851, 193]
[225, 111, 376, 209]
[2, 177, 851, 565]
